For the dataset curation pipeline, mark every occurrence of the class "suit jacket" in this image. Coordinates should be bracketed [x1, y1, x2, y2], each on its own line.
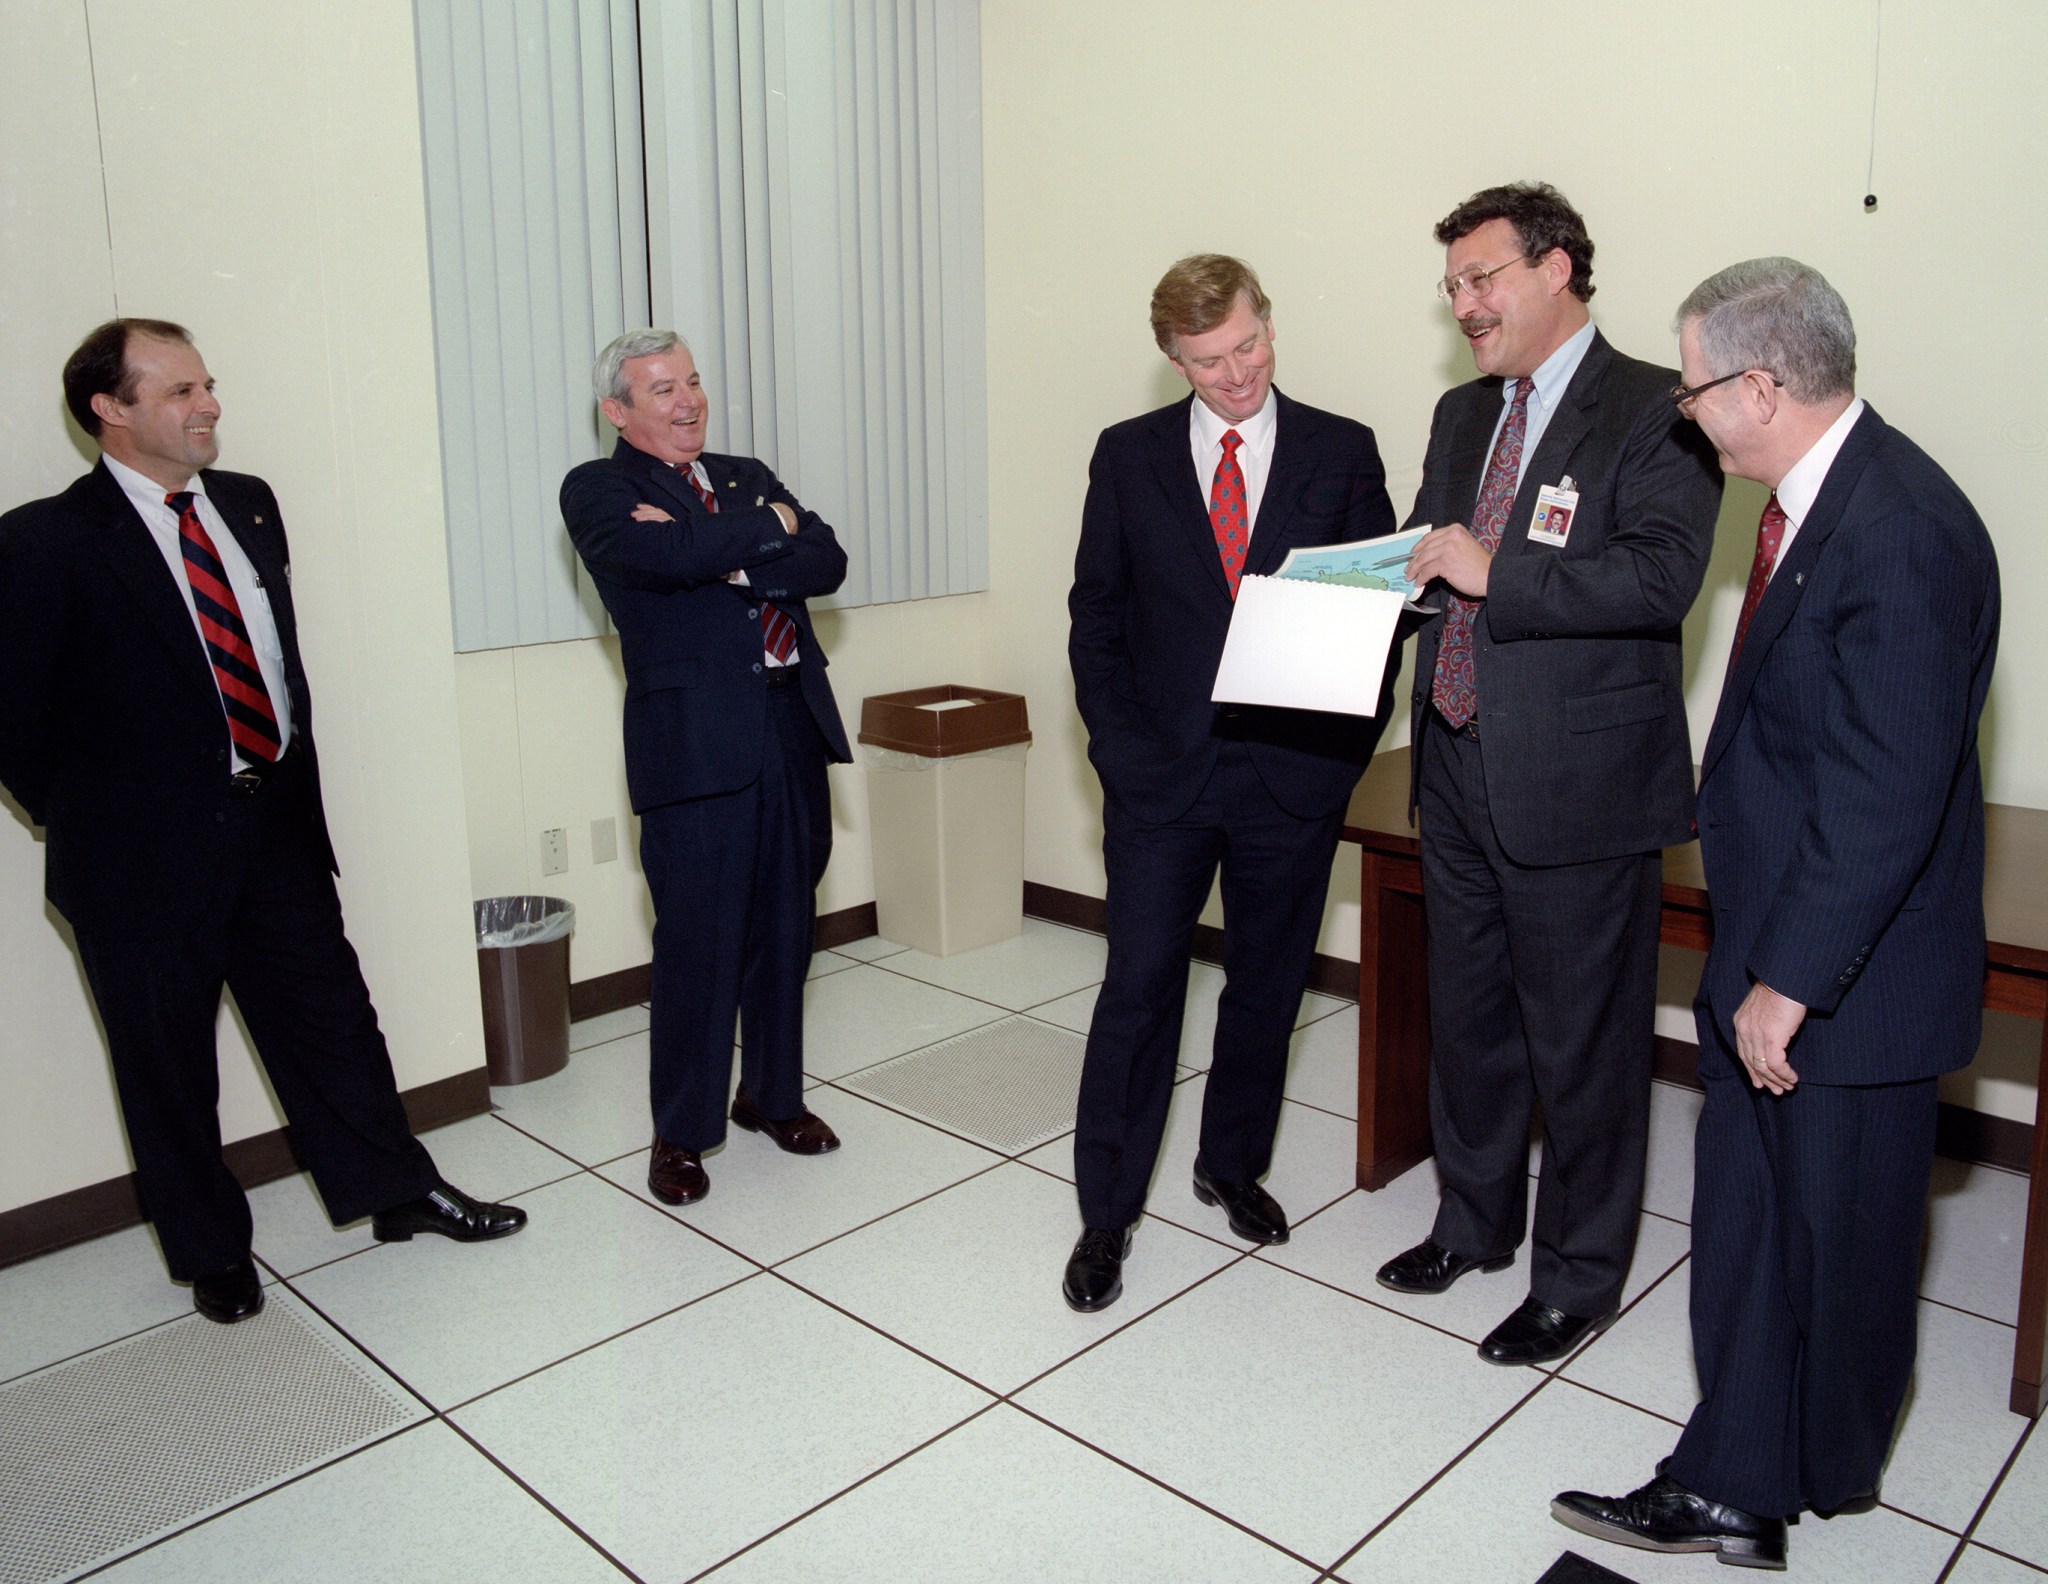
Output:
[1069, 389, 1397, 824]
[1406, 331, 1723, 865]
[0, 463, 336, 939]
[561, 438, 851, 815]
[1694, 406, 1999, 1083]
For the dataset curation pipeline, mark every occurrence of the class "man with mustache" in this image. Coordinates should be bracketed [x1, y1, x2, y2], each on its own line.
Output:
[1381, 185, 1722, 1366]
[0, 319, 527, 1325]
[562, 330, 851, 1208]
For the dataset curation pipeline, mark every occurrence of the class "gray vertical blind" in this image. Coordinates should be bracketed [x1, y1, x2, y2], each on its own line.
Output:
[641, 0, 989, 608]
[417, 0, 648, 651]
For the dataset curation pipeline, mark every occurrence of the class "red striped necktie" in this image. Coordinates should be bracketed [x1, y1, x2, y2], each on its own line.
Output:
[167, 491, 281, 763]
[684, 466, 798, 664]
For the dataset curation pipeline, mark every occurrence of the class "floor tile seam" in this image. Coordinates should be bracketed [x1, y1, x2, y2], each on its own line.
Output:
[1549, 1373, 1689, 1430]
[270, 1269, 475, 1420]
[1259, 1257, 1548, 1355]
[1325, 1367, 1563, 1575]
[800, 1002, 1014, 1085]
[1272, 1093, 1359, 1126]
[998, 1153, 1275, 1259]
[675, 1400, 1008, 1582]
[489, 1109, 645, 1173]
[1958, 1540, 2048, 1576]
[437, 1412, 652, 1582]
[999, 1396, 1332, 1574]
[803, 1073, 1039, 1160]
[564, 1028, 648, 1057]
[62, 1419, 431, 1583]
[0, 1303, 201, 1391]
[1944, 1406, 2046, 1561]
[1003, 1248, 1262, 1399]
[758, 1266, 1012, 1398]
[858, 955, 1096, 1017]
[438, 1265, 768, 1415]
[755, 1153, 1015, 1269]
[1918, 1291, 2022, 1331]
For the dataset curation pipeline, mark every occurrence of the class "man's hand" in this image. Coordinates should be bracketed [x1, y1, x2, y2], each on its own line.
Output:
[1405, 522, 1492, 598]
[769, 501, 797, 534]
[630, 503, 674, 523]
[1732, 981, 1806, 1095]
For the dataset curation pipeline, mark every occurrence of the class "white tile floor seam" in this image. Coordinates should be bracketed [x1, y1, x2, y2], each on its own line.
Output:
[6, 930, 2039, 1584]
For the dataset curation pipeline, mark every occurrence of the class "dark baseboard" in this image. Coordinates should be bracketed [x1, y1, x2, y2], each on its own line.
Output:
[1021, 880, 1358, 1000]
[0, 1065, 492, 1271]
[1653, 1034, 1702, 1090]
[815, 901, 879, 952]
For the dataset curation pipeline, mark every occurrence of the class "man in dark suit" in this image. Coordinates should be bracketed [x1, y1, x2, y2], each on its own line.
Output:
[562, 329, 851, 1208]
[1064, 255, 1396, 1311]
[1378, 184, 1722, 1365]
[1554, 259, 2000, 1570]
[0, 319, 526, 1324]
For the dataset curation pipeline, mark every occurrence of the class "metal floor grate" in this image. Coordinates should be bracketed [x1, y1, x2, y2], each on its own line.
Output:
[841, 1015, 1087, 1154]
[0, 1294, 423, 1583]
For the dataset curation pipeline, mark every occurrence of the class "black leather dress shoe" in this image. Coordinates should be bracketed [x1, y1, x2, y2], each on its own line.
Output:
[647, 1136, 709, 1205]
[1191, 1158, 1288, 1245]
[192, 1259, 264, 1324]
[1552, 1470, 1788, 1570]
[1063, 1225, 1134, 1312]
[1811, 1489, 1880, 1519]
[372, 1182, 527, 1243]
[731, 1085, 841, 1155]
[1375, 1236, 1514, 1294]
[1478, 1295, 1616, 1365]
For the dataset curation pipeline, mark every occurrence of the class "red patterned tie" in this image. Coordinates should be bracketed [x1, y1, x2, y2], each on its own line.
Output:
[685, 466, 797, 664]
[1208, 429, 1249, 598]
[1430, 378, 1533, 729]
[1730, 493, 1789, 665]
[167, 491, 281, 763]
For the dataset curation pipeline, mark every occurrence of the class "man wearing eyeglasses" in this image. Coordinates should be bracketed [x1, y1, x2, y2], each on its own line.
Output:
[1378, 184, 1722, 1368]
[1553, 259, 1999, 1570]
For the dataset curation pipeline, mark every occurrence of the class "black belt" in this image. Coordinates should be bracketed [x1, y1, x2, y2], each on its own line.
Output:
[765, 664, 802, 689]
[229, 751, 285, 795]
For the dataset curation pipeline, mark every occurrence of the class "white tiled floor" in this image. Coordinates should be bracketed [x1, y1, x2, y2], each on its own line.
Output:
[5, 925, 2042, 1583]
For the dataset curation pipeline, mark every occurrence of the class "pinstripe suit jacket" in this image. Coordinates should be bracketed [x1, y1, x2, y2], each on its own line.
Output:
[1694, 406, 2000, 1083]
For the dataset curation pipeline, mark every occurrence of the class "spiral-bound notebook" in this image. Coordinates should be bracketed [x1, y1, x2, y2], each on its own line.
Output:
[1210, 573, 1405, 717]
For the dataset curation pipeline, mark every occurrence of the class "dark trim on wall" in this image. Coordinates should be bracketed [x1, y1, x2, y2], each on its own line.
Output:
[815, 901, 879, 952]
[0, 1066, 492, 1271]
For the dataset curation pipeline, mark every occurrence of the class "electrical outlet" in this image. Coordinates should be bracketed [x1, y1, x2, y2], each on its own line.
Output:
[540, 827, 569, 876]
[591, 816, 619, 864]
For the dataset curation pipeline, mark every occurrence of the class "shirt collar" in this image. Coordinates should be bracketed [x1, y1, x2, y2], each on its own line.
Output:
[104, 452, 205, 515]
[1190, 388, 1278, 456]
[1773, 397, 1866, 527]
[1513, 318, 1597, 415]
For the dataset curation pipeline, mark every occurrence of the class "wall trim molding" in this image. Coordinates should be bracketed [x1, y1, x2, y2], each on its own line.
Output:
[0, 1067, 490, 1271]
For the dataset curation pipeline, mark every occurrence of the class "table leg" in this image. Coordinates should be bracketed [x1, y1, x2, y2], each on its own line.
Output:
[2013, 1011, 2048, 1418]
[1355, 848, 1433, 1190]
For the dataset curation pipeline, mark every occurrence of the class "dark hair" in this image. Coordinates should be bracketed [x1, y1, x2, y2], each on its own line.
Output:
[1434, 182, 1595, 303]
[1150, 254, 1271, 357]
[63, 318, 194, 437]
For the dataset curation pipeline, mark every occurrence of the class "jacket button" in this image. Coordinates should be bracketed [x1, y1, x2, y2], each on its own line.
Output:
[753, 662, 763, 674]
[216, 812, 227, 823]
[747, 607, 759, 619]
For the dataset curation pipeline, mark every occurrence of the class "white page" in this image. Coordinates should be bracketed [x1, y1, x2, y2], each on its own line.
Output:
[1210, 574, 1405, 717]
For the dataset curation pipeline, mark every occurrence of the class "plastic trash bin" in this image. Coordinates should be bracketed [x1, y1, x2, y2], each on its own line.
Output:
[474, 895, 576, 1085]
[858, 686, 1032, 957]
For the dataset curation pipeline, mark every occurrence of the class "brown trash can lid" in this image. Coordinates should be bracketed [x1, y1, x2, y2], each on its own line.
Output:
[857, 686, 1032, 757]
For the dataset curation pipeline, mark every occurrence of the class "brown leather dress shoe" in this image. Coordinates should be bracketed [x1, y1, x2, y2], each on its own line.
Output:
[192, 1258, 264, 1324]
[730, 1084, 840, 1155]
[648, 1135, 709, 1204]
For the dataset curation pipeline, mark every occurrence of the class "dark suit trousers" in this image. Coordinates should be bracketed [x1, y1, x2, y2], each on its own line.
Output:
[1074, 741, 1345, 1230]
[70, 751, 438, 1281]
[640, 679, 832, 1150]
[1418, 715, 1660, 1317]
[1670, 1022, 1935, 1518]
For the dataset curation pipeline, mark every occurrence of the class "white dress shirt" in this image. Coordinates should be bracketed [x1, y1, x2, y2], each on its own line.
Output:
[1486, 318, 1598, 493]
[104, 453, 295, 768]
[1189, 389, 1279, 539]
[1768, 397, 1866, 575]
[676, 457, 798, 667]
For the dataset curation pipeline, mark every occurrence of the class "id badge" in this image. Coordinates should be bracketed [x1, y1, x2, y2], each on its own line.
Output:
[1528, 475, 1580, 547]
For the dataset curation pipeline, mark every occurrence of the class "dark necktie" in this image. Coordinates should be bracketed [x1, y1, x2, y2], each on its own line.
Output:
[167, 491, 281, 763]
[685, 466, 797, 664]
[1431, 378, 1533, 729]
[1208, 428, 1249, 598]
[1731, 493, 1789, 666]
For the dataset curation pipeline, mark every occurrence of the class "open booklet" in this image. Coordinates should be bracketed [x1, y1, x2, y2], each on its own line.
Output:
[1211, 527, 1437, 718]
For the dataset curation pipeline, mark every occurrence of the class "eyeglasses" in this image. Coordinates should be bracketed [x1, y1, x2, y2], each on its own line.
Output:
[1436, 256, 1529, 303]
[1670, 369, 1783, 416]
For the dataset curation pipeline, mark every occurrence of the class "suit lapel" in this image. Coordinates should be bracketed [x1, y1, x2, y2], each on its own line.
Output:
[616, 437, 716, 518]
[1145, 399, 1233, 598]
[1700, 406, 1887, 782]
[1246, 391, 1315, 578]
[1497, 333, 1610, 556]
[80, 463, 220, 707]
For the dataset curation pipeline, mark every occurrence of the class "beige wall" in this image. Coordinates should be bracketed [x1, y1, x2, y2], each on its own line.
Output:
[0, 0, 483, 1216]
[6, 0, 2043, 1222]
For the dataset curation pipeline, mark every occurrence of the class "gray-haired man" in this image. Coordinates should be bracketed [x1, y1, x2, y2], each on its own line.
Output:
[561, 330, 853, 1207]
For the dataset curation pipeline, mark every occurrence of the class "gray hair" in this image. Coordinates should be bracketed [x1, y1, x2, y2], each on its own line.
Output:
[592, 328, 687, 403]
[1675, 258, 1855, 404]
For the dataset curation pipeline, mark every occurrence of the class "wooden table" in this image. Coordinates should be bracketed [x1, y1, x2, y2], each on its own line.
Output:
[1341, 746, 2048, 1418]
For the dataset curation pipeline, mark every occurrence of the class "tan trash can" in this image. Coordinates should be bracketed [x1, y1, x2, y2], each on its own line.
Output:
[858, 686, 1032, 957]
